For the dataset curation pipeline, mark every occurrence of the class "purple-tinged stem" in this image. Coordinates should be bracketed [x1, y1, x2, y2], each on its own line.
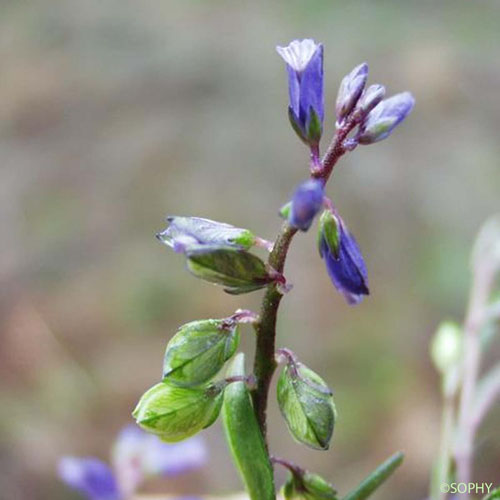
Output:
[455, 264, 496, 493]
[251, 119, 355, 438]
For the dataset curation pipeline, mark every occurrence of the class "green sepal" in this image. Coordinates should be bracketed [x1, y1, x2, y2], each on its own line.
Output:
[282, 471, 338, 499]
[133, 381, 224, 442]
[186, 246, 272, 294]
[277, 362, 336, 450]
[342, 452, 404, 500]
[163, 319, 240, 387]
[307, 107, 323, 145]
[318, 210, 340, 258]
[222, 353, 275, 500]
[280, 201, 293, 220]
[288, 107, 309, 145]
[483, 487, 500, 500]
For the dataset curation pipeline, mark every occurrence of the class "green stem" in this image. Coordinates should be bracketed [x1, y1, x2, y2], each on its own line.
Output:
[430, 391, 455, 500]
[251, 119, 359, 439]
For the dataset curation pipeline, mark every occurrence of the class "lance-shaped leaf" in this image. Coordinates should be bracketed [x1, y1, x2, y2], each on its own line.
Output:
[163, 319, 240, 387]
[222, 353, 275, 500]
[483, 487, 500, 500]
[186, 246, 273, 294]
[133, 382, 224, 442]
[157, 216, 256, 253]
[277, 361, 336, 450]
[342, 452, 404, 500]
[282, 471, 338, 499]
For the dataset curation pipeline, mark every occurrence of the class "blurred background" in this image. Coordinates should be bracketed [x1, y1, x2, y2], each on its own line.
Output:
[1, 0, 500, 498]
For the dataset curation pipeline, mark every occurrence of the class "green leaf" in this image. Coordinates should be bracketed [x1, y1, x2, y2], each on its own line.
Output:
[483, 487, 500, 499]
[282, 471, 338, 499]
[163, 319, 240, 387]
[222, 353, 275, 500]
[277, 362, 336, 450]
[186, 246, 272, 294]
[133, 381, 223, 442]
[318, 210, 340, 258]
[158, 216, 256, 253]
[342, 452, 404, 500]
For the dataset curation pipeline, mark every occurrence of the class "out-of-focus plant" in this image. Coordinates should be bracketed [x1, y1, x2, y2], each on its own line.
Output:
[429, 216, 500, 500]
[58, 426, 205, 499]
[133, 39, 414, 500]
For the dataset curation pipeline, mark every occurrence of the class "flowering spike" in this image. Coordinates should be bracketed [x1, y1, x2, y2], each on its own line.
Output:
[289, 179, 324, 231]
[319, 212, 369, 305]
[277, 39, 324, 145]
[336, 62, 368, 124]
[358, 91, 415, 144]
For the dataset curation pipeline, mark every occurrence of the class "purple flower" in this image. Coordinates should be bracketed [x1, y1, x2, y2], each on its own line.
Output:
[59, 426, 207, 499]
[353, 84, 386, 118]
[358, 92, 415, 144]
[289, 179, 324, 231]
[336, 63, 368, 124]
[277, 39, 324, 145]
[58, 457, 120, 500]
[319, 213, 369, 305]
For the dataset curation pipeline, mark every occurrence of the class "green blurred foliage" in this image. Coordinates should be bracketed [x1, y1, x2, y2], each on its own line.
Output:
[1, 0, 500, 498]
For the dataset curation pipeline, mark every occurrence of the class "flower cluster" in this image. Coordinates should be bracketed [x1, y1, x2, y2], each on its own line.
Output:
[58, 426, 206, 500]
[118, 38, 415, 500]
[277, 39, 414, 304]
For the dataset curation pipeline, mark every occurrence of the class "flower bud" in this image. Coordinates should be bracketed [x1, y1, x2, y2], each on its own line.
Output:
[277, 39, 324, 145]
[430, 321, 462, 374]
[133, 382, 224, 442]
[163, 319, 240, 387]
[318, 210, 369, 305]
[289, 179, 324, 231]
[282, 471, 337, 500]
[335, 63, 368, 124]
[353, 84, 386, 118]
[277, 361, 336, 450]
[157, 216, 255, 254]
[358, 92, 415, 144]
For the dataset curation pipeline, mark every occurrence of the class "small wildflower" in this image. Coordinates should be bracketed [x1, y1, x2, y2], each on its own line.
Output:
[277, 39, 324, 145]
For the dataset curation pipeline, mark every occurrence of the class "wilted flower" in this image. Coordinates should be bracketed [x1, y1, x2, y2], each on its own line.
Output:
[58, 426, 206, 500]
[358, 91, 415, 144]
[335, 63, 368, 124]
[277, 39, 324, 145]
[289, 179, 324, 231]
[157, 216, 255, 254]
[318, 210, 369, 305]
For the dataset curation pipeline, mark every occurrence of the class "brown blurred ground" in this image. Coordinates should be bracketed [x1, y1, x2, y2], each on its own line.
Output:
[1, 1, 500, 499]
